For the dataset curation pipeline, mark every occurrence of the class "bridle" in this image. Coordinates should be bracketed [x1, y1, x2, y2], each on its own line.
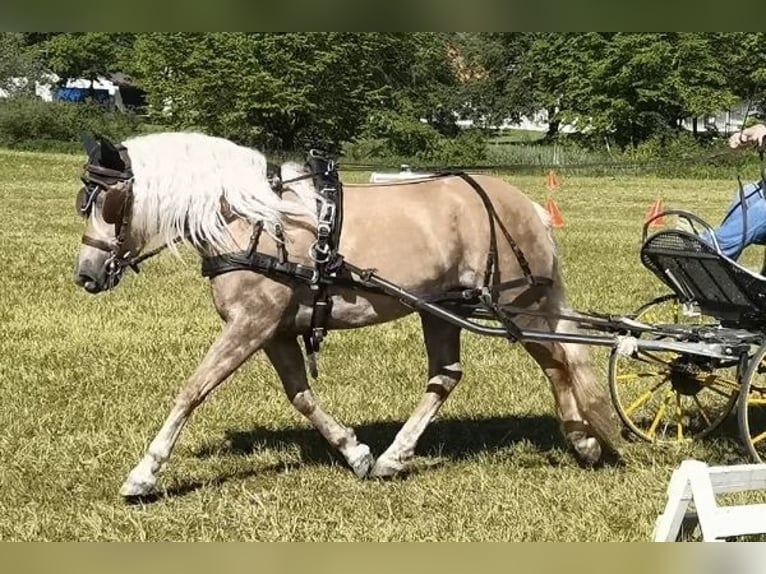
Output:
[77, 145, 155, 289]
[76, 145, 323, 292]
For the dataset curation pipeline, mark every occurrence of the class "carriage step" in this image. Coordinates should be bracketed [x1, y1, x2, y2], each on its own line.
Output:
[653, 459, 766, 542]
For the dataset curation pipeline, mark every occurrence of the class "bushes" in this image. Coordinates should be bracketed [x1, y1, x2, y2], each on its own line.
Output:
[344, 111, 488, 167]
[359, 111, 442, 160]
[0, 96, 142, 152]
[1, 96, 759, 181]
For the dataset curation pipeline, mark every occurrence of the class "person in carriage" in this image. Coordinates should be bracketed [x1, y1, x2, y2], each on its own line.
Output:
[699, 123, 766, 267]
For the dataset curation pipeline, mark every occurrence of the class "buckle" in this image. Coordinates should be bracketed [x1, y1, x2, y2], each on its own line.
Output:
[310, 241, 331, 263]
[318, 200, 336, 224]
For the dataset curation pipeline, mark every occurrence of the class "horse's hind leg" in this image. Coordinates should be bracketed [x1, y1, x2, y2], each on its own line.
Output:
[369, 312, 462, 479]
[119, 313, 279, 498]
[264, 335, 373, 478]
[520, 314, 617, 465]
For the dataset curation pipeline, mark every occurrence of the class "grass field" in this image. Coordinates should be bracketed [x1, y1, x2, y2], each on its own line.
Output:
[3, 148, 766, 541]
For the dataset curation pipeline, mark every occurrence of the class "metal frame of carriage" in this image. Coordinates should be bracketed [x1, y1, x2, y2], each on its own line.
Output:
[604, 156, 766, 460]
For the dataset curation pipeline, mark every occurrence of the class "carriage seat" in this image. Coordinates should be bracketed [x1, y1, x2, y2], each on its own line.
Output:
[641, 229, 766, 328]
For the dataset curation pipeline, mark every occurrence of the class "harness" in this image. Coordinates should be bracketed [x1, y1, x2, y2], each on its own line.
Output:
[201, 154, 551, 376]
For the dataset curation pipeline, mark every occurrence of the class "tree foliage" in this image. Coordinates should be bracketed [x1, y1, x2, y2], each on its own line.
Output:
[3, 32, 766, 153]
[0, 33, 44, 96]
[34, 33, 136, 82]
[717, 33, 766, 121]
[129, 32, 458, 152]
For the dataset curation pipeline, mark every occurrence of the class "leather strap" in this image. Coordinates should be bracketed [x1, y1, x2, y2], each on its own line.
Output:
[81, 234, 113, 252]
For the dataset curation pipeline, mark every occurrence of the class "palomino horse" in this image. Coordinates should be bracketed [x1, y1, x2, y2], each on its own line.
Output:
[72, 131, 617, 498]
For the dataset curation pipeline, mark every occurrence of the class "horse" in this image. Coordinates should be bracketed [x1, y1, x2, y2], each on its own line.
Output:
[72, 131, 618, 498]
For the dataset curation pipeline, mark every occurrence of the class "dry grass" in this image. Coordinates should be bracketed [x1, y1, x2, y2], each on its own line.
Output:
[2, 149, 765, 541]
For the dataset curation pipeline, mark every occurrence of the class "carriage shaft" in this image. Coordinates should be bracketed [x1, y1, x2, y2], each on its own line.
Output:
[354, 266, 743, 361]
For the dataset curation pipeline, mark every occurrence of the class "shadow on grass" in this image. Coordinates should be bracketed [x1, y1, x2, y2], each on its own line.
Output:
[125, 460, 303, 505]
[614, 411, 751, 467]
[126, 414, 629, 504]
[194, 413, 622, 469]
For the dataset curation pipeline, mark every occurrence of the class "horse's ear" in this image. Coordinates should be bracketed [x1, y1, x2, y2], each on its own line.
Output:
[80, 133, 100, 163]
[101, 185, 127, 224]
[99, 136, 126, 172]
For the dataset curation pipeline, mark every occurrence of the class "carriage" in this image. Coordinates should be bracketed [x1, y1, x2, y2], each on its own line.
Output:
[72, 131, 766, 497]
[606, 204, 766, 461]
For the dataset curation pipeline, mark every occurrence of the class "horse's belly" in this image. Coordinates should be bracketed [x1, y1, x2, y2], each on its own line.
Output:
[292, 290, 413, 331]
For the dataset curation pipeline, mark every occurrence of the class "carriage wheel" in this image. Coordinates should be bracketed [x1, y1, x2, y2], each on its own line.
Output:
[608, 345, 740, 443]
[608, 295, 737, 443]
[738, 343, 766, 463]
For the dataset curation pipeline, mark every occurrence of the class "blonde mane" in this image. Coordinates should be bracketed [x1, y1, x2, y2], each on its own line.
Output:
[122, 132, 317, 254]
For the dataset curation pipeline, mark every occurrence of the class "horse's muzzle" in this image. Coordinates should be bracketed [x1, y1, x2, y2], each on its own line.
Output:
[75, 271, 105, 294]
[74, 267, 121, 294]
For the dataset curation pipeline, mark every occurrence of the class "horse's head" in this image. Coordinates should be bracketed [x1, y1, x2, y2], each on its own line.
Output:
[73, 135, 142, 294]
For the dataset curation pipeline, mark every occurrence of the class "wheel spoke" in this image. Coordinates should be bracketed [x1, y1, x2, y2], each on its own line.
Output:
[623, 380, 668, 416]
[704, 384, 735, 400]
[692, 395, 712, 426]
[751, 430, 766, 446]
[647, 393, 671, 439]
[615, 371, 667, 382]
[702, 374, 740, 392]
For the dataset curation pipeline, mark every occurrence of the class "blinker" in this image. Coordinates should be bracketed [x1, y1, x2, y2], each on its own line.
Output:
[76, 183, 101, 217]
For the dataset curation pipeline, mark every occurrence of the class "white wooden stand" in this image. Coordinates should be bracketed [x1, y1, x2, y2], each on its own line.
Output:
[653, 459, 766, 542]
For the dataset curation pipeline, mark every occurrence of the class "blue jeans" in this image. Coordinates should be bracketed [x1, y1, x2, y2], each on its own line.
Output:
[702, 181, 766, 260]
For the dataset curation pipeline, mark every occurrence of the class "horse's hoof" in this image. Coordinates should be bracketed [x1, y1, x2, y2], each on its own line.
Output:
[568, 431, 602, 467]
[368, 455, 406, 479]
[119, 477, 156, 498]
[348, 444, 374, 479]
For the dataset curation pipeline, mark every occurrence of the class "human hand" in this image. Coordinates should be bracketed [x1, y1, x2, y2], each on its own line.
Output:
[729, 124, 766, 149]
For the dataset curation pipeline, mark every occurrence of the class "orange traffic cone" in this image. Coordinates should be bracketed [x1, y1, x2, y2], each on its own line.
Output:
[645, 198, 665, 228]
[546, 197, 565, 228]
[545, 170, 561, 191]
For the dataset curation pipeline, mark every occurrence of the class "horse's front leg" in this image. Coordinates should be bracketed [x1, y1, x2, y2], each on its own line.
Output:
[119, 285, 290, 498]
[370, 313, 463, 478]
[264, 335, 374, 478]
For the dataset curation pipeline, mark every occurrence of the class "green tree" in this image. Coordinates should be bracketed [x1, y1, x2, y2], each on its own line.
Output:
[522, 32, 606, 139]
[457, 33, 737, 146]
[588, 33, 734, 146]
[449, 33, 535, 130]
[0, 33, 44, 96]
[36, 33, 136, 83]
[717, 33, 766, 120]
[131, 32, 460, 152]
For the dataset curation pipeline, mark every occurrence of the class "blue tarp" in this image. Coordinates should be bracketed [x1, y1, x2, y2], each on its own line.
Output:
[53, 87, 111, 105]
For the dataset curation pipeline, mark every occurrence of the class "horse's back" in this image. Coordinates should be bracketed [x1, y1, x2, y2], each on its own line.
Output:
[340, 174, 555, 292]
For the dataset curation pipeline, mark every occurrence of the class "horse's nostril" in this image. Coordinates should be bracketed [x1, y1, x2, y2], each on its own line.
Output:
[76, 272, 101, 293]
[76, 272, 93, 286]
